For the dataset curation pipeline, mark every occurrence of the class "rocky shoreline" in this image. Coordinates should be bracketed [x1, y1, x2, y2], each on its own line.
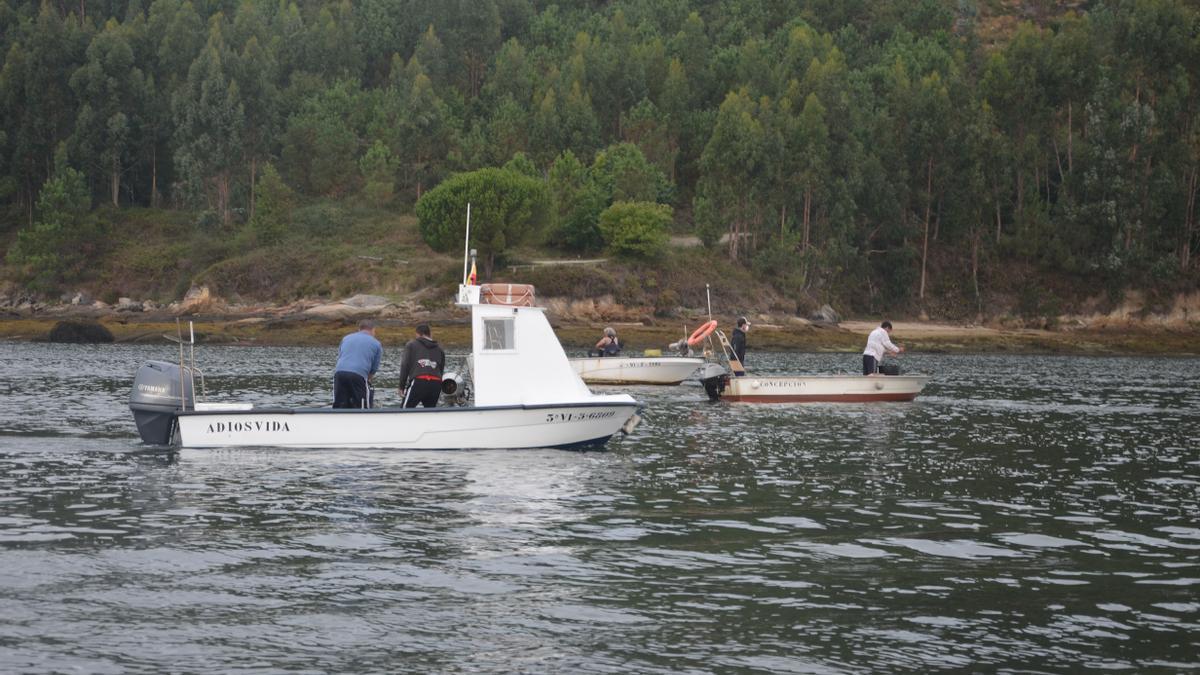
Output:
[2, 286, 1198, 355]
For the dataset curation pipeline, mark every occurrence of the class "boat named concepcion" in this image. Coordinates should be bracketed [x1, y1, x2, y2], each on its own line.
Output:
[709, 373, 929, 402]
[128, 282, 641, 450]
[698, 329, 929, 403]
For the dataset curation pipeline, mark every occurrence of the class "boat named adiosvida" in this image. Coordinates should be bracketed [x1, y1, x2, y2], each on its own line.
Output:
[129, 282, 641, 449]
[570, 355, 707, 385]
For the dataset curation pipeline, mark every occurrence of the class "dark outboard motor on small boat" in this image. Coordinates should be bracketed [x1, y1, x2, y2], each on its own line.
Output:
[129, 360, 195, 444]
[696, 363, 730, 402]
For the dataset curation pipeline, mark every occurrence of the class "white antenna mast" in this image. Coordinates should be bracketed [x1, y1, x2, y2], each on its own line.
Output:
[706, 283, 712, 321]
[461, 202, 472, 284]
[188, 320, 196, 408]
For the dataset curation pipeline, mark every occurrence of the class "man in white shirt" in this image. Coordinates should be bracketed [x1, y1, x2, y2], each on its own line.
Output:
[862, 321, 903, 375]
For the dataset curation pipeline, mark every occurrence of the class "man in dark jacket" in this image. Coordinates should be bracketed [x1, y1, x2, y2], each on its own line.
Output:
[398, 323, 446, 408]
[730, 316, 750, 374]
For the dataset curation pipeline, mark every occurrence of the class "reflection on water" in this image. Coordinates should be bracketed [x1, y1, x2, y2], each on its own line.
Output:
[0, 343, 1198, 671]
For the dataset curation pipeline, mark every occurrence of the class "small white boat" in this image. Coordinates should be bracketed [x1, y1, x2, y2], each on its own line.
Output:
[698, 329, 929, 403]
[570, 355, 707, 385]
[130, 282, 641, 450]
[713, 373, 930, 403]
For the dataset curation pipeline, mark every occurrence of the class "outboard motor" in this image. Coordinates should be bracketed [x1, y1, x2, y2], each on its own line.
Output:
[129, 360, 194, 444]
[440, 371, 469, 406]
[697, 363, 730, 402]
[667, 339, 694, 357]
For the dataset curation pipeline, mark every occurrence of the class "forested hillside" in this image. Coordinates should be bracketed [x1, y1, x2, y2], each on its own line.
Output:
[1, 0, 1198, 319]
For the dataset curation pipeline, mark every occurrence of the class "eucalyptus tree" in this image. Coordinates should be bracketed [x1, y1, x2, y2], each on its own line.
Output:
[484, 38, 535, 108]
[172, 17, 245, 225]
[401, 70, 453, 200]
[620, 99, 678, 187]
[302, 2, 363, 82]
[590, 142, 670, 205]
[547, 149, 605, 252]
[697, 88, 766, 260]
[559, 81, 602, 163]
[231, 35, 279, 221]
[279, 79, 362, 197]
[0, 4, 91, 220]
[413, 24, 450, 92]
[422, 0, 501, 99]
[143, 0, 205, 207]
[70, 18, 146, 206]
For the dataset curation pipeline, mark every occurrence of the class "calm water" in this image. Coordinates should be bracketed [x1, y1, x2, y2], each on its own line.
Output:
[1, 342, 1197, 672]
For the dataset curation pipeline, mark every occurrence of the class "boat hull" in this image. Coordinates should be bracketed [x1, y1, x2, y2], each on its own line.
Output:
[569, 356, 706, 385]
[175, 400, 640, 449]
[721, 375, 929, 403]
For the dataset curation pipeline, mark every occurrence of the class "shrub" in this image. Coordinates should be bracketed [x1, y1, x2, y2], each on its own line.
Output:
[503, 152, 539, 178]
[247, 163, 293, 245]
[359, 141, 397, 206]
[292, 202, 352, 238]
[6, 167, 98, 290]
[590, 143, 672, 204]
[597, 201, 671, 260]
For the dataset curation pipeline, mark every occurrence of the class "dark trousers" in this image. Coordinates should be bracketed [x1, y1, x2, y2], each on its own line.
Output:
[333, 371, 372, 408]
[404, 378, 441, 408]
[862, 355, 878, 375]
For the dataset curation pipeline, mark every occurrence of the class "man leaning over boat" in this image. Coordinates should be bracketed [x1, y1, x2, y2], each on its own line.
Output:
[398, 323, 446, 408]
[862, 321, 904, 375]
[333, 319, 382, 408]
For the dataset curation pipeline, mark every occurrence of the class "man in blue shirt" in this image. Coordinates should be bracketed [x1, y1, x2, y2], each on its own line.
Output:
[333, 319, 383, 408]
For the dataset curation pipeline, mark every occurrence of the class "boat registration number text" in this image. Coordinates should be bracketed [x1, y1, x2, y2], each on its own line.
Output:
[545, 411, 617, 423]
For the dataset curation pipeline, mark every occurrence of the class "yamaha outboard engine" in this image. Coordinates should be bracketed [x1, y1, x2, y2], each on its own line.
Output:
[129, 360, 194, 444]
[440, 371, 470, 406]
[697, 363, 730, 402]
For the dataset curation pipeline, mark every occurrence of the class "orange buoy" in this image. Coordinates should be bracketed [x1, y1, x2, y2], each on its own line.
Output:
[687, 320, 718, 346]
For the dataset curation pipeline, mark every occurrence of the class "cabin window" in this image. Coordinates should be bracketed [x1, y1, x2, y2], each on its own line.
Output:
[482, 317, 515, 351]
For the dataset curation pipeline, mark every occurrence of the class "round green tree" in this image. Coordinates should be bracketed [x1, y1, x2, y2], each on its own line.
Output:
[597, 201, 671, 260]
[416, 167, 551, 277]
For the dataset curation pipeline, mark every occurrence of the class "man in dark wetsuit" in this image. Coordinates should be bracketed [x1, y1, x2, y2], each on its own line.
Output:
[333, 319, 382, 409]
[398, 323, 446, 408]
[730, 316, 750, 366]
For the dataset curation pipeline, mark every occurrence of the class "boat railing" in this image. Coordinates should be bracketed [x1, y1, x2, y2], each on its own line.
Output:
[480, 283, 536, 307]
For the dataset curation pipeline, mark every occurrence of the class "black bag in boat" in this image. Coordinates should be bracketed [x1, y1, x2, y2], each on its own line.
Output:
[878, 362, 900, 376]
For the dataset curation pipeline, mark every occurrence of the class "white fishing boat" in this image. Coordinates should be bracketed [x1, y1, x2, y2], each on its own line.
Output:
[128, 212, 641, 450]
[698, 329, 929, 403]
[569, 355, 707, 385]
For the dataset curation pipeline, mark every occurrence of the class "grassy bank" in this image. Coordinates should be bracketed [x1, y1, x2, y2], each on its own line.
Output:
[3, 315, 1197, 356]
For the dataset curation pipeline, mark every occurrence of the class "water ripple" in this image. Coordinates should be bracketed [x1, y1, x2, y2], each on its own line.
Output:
[0, 345, 1197, 671]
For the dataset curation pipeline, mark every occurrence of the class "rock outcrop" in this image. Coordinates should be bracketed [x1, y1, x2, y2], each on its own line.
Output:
[48, 320, 115, 343]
